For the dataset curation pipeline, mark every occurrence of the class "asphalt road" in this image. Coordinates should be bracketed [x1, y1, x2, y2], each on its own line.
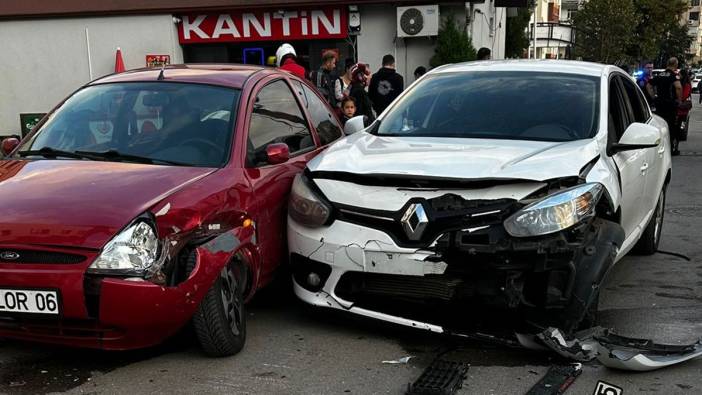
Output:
[2, 103, 702, 394]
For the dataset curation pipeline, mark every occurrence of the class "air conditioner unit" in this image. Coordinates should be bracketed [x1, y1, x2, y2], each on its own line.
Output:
[396, 5, 440, 38]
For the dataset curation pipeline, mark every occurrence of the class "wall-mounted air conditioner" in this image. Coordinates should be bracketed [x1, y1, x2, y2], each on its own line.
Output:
[396, 5, 440, 38]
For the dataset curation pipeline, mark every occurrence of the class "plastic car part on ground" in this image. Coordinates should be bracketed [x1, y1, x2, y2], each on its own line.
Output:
[533, 327, 702, 372]
[525, 364, 582, 395]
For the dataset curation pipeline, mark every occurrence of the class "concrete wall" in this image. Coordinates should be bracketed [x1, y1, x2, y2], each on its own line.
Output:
[469, 1, 507, 60]
[0, 14, 183, 134]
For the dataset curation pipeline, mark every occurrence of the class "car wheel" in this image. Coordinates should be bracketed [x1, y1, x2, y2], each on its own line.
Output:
[190, 254, 247, 357]
[633, 187, 666, 255]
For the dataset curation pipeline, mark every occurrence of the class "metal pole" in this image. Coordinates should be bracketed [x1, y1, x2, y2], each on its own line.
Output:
[532, 3, 537, 59]
[85, 27, 93, 80]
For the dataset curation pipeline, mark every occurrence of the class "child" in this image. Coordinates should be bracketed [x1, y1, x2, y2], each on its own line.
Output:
[340, 96, 357, 125]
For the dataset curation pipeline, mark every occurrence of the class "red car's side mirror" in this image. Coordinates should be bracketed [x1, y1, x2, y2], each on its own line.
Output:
[1, 138, 20, 156]
[266, 143, 290, 165]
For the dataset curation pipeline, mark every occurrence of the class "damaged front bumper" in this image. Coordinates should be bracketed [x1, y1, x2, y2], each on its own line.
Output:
[288, 209, 625, 333]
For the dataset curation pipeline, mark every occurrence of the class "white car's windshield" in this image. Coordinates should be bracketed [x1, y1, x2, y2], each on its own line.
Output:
[18, 82, 240, 167]
[376, 71, 600, 142]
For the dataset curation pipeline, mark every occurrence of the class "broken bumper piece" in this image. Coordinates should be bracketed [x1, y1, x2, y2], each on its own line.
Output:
[536, 327, 702, 371]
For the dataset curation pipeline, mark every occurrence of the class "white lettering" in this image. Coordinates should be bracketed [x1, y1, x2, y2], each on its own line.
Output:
[311, 10, 341, 35]
[273, 11, 298, 36]
[243, 13, 272, 37]
[301, 11, 308, 35]
[182, 15, 208, 39]
[212, 14, 241, 39]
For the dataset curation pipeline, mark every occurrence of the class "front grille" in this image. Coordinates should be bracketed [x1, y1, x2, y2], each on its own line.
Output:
[0, 249, 86, 264]
[335, 194, 519, 248]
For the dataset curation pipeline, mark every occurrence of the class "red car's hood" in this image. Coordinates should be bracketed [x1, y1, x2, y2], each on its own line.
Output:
[0, 160, 216, 249]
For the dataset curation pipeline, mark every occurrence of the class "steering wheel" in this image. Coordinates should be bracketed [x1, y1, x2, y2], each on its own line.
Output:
[519, 124, 580, 140]
[178, 138, 223, 154]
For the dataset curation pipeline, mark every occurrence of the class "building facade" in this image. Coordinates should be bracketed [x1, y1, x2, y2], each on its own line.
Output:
[0, 1, 509, 135]
[528, 0, 576, 59]
[684, 0, 702, 63]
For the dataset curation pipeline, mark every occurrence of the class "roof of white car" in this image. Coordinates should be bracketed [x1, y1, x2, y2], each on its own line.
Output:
[430, 60, 611, 77]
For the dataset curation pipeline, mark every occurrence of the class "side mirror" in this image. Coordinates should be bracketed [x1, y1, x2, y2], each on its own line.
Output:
[1, 137, 20, 156]
[343, 115, 367, 135]
[266, 143, 290, 164]
[608, 123, 660, 155]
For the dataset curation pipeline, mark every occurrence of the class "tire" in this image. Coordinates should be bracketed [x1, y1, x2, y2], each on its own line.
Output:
[189, 253, 248, 357]
[633, 187, 666, 255]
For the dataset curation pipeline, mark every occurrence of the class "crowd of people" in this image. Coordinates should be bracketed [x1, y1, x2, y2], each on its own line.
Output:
[637, 57, 693, 156]
[275, 42, 494, 126]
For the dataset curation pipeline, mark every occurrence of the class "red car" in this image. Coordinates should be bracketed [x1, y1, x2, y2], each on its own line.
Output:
[0, 65, 343, 356]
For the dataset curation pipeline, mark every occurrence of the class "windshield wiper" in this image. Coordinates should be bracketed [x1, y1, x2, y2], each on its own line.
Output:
[74, 150, 188, 166]
[17, 147, 95, 160]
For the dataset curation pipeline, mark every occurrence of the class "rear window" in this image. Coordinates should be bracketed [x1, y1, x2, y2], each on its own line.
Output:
[377, 71, 600, 142]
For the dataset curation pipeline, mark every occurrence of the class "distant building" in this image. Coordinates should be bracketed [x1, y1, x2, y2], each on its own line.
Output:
[684, 0, 702, 63]
[528, 0, 577, 59]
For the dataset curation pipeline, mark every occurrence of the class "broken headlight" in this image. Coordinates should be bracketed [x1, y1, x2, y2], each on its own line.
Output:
[504, 183, 604, 237]
[87, 219, 160, 276]
[289, 173, 331, 227]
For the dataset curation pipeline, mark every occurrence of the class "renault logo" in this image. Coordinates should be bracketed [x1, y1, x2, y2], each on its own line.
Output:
[0, 251, 20, 260]
[401, 203, 429, 241]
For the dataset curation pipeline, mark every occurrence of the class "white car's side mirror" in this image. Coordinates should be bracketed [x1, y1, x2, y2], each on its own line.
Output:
[609, 122, 660, 155]
[343, 115, 366, 135]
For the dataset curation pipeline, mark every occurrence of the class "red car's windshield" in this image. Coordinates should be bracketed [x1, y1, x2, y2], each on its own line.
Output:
[18, 82, 240, 167]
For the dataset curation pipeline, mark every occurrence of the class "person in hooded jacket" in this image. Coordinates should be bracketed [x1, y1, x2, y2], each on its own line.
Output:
[368, 54, 404, 116]
[276, 43, 306, 80]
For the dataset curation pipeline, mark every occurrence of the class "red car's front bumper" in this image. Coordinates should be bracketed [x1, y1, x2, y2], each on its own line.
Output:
[0, 245, 224, 350]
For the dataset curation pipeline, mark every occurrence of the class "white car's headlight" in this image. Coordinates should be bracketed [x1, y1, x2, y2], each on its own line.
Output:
[504, 183, 604, 237]
[88, 220, 160, 275]
[289, 174, 332, 227]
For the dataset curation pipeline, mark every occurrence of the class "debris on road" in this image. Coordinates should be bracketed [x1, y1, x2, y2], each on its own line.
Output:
[406, 358, 469, 395]
[525, 364, 582, 395]
[382, 356, 413, 364]
[536, 327, 702, 371]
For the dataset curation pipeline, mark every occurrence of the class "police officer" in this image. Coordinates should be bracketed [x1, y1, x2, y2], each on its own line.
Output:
[651, 57, 683, 155]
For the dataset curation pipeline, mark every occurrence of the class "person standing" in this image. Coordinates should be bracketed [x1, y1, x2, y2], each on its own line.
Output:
[637, 62, 655, 107]
[276, 43, 306, 80]
[369, 54, 404, 116]
[311, 51, 338, 106]
[334, 59, 354, 109]
[349, 63, 375, 122]
[676, 69, 693, 154]
[414, 66, 427, 81]
[477, 47, 491, 60]
[651, 57, 683, 156]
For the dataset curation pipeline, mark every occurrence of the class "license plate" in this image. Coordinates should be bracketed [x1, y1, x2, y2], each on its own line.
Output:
[0, 289, 60, 315]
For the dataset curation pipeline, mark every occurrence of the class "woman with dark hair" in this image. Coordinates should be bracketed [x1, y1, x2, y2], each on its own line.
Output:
[676, 69, 693, 155]
[348, 63, 375, 122]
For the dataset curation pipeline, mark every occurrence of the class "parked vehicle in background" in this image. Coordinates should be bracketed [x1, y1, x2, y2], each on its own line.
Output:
[0, 64, 342, 356]
[288, 60, 672, 335]
[692, 73, 702, 93]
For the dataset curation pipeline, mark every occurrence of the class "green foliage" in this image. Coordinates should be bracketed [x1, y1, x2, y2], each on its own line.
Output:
[572, 0, 639, 64]
[574, 0, 691, 66]
[430, 17, 476, 68]
[505, 8, 531, 59]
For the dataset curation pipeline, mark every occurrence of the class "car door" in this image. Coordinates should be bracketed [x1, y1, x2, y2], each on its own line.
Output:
[243, 78, 322, 281]
[617, 75, 665, 214]
[609, 75, 648, 239]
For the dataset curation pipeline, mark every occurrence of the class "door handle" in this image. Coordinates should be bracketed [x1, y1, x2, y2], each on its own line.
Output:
[640, 163, 649, 174]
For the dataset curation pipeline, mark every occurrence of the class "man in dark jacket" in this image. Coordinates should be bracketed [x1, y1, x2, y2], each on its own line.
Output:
[369, 54, 404, 115]
[311, 51, 338, 106]
[651, 57, 683, 155]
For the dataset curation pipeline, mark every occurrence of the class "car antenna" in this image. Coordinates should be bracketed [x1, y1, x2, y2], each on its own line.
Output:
[157, 64, 166, 81]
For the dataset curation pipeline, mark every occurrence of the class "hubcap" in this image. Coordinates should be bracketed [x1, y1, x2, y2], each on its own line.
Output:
[219, 264, 243, 336]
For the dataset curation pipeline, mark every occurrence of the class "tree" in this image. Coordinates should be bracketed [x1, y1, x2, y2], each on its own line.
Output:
[656, 20, 694, 67]
[505, 8, 531, 59]
[572, 0, 639, 64]
[628, 0, 690, 64]
[430, 17, 476, 67]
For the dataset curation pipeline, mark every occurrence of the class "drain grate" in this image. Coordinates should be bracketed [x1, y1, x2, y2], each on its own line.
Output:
[666, 205, 702, 218]
[407, 359, 469, 395]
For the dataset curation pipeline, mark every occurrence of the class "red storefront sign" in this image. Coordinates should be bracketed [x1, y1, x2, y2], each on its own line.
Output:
[178, 8, 348, 44]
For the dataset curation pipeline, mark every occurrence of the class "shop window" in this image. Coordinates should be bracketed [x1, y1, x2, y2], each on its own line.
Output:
[247, 80, 313, 166]
[295, 82, 342, 146]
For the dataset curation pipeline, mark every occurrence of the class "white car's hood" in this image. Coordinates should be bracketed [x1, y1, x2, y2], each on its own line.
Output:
[308, 132, 601, 181]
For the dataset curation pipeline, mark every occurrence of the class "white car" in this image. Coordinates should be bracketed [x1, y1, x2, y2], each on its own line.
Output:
[287, 60, 672, 334]
[693, 73, 702, 92]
